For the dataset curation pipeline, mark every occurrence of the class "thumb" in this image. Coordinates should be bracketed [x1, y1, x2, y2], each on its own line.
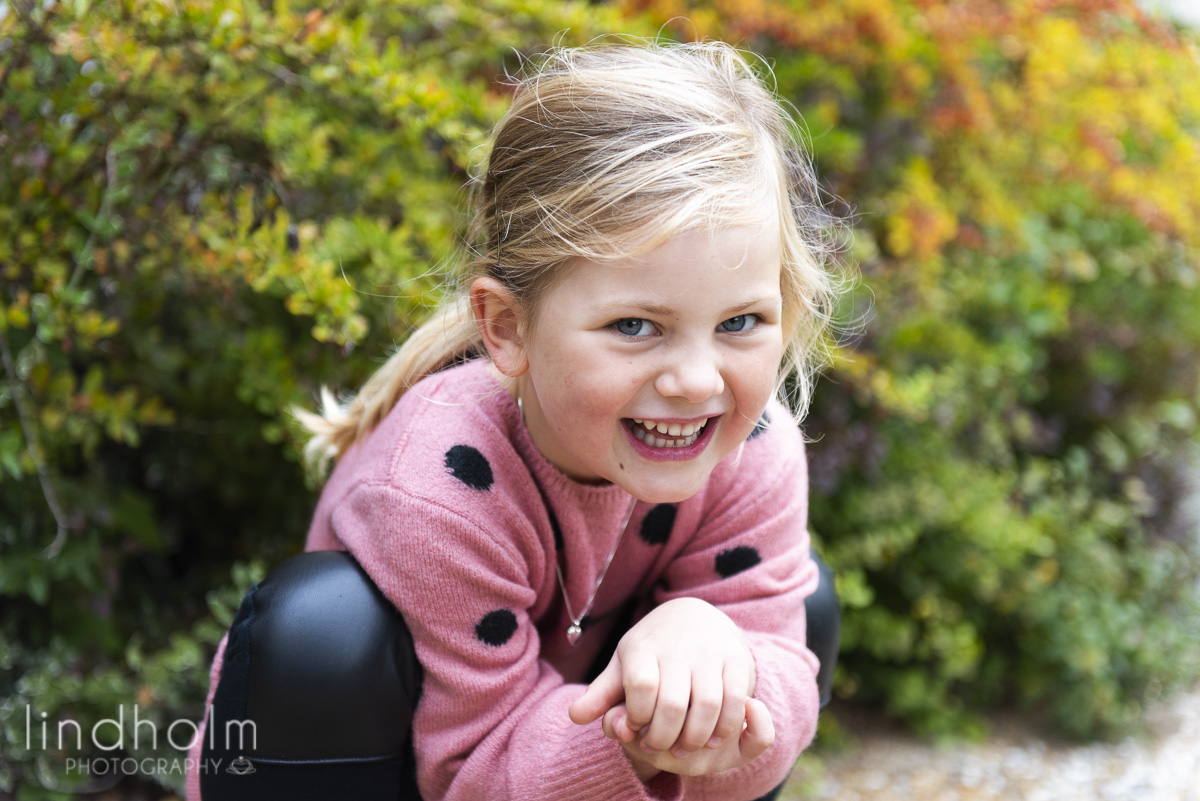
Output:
[569, 655, 624, 725]
[737, 698, 775, 763]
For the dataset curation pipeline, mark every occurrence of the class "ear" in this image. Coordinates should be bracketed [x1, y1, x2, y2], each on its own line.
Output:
[469, 276, 529, 378]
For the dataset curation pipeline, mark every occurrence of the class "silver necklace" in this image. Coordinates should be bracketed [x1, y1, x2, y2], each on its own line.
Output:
[518, 393, 637, 645]
[559, 495, 636, 645]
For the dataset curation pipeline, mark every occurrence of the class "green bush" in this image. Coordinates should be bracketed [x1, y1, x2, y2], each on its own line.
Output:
[623, 0, 1200, 737]
[0, 0, 638, 795]
[4, 1, 1200, 797]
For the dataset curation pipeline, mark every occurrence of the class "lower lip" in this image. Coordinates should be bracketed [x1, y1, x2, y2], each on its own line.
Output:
[622, 417, 719, 462]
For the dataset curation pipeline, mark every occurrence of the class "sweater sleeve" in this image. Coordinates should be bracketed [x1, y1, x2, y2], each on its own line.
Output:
[659, 417, 821, 800]
[328, 481, 683, 801]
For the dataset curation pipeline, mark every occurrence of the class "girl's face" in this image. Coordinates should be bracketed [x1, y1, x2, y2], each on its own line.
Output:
[510, 224, 785, 504]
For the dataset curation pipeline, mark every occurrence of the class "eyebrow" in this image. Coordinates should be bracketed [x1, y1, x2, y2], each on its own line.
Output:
[619, 297, 776, 318]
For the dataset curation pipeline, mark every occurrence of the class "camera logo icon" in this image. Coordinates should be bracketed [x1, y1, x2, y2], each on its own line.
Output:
[226, 756, 256, 776]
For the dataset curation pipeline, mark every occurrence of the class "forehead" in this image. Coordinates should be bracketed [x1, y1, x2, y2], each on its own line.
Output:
[553, 224, 782, 307]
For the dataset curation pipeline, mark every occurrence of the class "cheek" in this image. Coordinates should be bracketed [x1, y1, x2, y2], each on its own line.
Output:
[553, 373, 618, 430]
[733, 349, 783, 418]
[746, 344, 783, 388]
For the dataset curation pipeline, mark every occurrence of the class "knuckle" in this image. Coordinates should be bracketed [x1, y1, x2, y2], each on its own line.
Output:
[625, 673, 658, 696]
[657, 697, 688, 720]
[643, 729, 676, 750]
[691, 694, 722, 717]
[712, 720, 738, 740]
[718, 703, 746, 726]
[644, 734, 672, 751]
[718, 713, 744, 734]
[624, 708, 651, 728]
[625, 699, 654, 720]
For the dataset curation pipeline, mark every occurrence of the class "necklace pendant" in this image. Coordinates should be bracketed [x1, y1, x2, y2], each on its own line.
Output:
[566, 622, 583, 646]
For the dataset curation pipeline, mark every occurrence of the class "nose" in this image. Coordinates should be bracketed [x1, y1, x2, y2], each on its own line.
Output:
[654, 344, 725, 403]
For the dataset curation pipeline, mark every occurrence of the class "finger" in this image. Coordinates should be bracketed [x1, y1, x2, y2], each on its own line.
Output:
[709, 661, 749, 748]
[737, 698, 775, 764]
[621, 649, 660, 733]
[601, 704, 620, 740]
[673, 668, 723, 756]
[602, 703, 639, 744]
[640, 661, 690, 753]
[569, 655, 623, 725]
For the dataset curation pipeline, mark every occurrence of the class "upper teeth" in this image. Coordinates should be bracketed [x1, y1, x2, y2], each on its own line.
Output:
[632, 418, 706, 437]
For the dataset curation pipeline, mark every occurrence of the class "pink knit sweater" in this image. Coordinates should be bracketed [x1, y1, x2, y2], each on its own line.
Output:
[188, 359, 820, 801]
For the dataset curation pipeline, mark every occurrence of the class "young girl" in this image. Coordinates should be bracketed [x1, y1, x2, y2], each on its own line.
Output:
[188, 39, 842, 801]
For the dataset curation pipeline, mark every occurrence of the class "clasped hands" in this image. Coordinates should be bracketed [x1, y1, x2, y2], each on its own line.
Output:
[568, 597, 774, 780]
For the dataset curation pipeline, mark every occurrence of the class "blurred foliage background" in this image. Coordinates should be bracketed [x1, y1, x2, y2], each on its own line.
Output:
[2, 0, 1199, 798]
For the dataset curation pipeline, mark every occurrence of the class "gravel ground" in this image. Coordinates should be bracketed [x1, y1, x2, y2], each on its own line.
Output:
[783, 686, 1200, 801]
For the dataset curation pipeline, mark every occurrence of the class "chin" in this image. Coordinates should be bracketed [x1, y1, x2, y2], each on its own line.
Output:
[624, 477, 708, 505]
[649, 489, 703, 504]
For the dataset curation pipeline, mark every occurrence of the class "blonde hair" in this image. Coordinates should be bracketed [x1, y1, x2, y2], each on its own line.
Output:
[297, 39, 847, 470]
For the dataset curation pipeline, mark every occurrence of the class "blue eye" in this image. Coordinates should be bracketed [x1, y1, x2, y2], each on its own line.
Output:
[614, 319, 655, 337]
[719, 315, 758, 333]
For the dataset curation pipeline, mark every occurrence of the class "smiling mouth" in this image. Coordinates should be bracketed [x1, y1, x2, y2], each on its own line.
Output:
[624, 417, 711, 449]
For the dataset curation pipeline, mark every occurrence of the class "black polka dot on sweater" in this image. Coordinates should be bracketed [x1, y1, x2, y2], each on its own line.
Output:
[475, 609, 518, 646]
[639, 504, 676, 546]
[715, 546, 761, 578]
[445, 445, 493, 491]
[747, 412, 770, 440]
